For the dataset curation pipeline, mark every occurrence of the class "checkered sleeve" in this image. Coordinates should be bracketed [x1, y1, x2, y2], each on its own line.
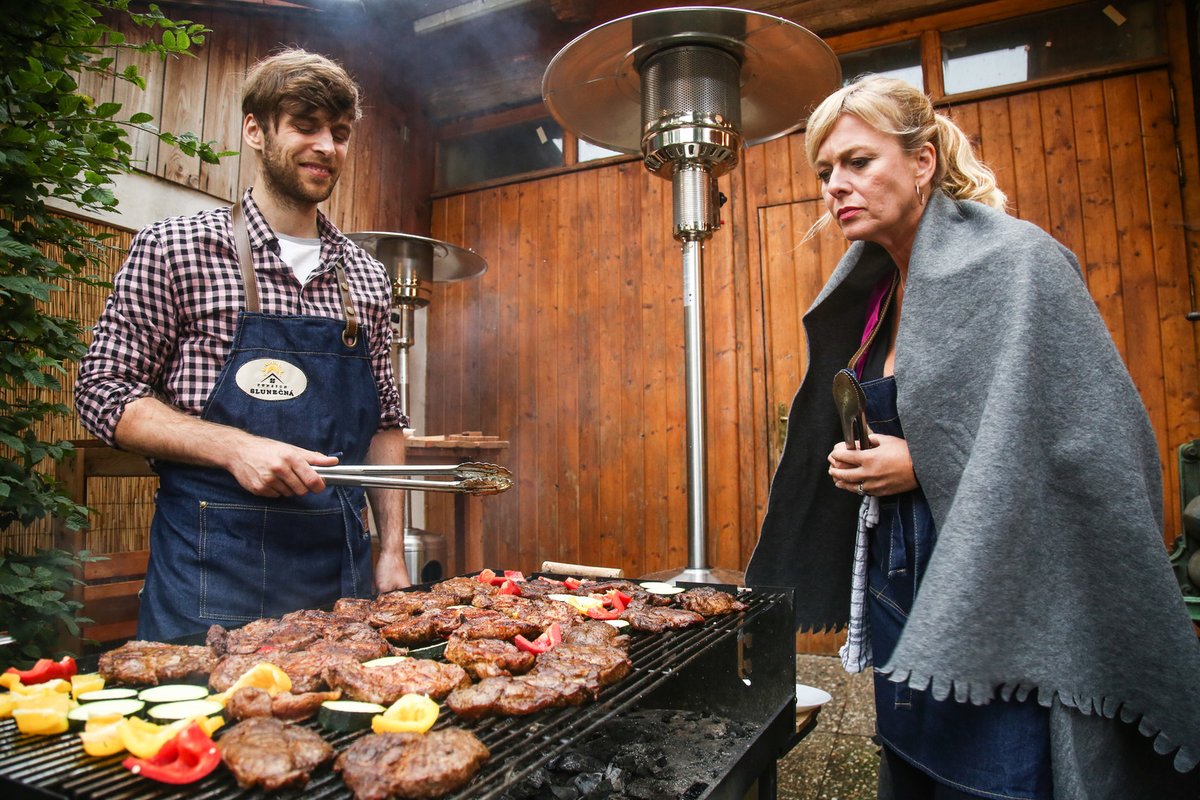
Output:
[74, 226, 180, 445]
[354, 251, 407, 430]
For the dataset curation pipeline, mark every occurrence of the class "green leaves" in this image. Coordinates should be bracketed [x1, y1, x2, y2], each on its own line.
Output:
[0, 549, 95, 665]
[0, 0, 229, 660]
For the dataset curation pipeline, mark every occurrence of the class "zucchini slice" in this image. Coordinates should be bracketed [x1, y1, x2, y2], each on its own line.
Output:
[76, 687, 139, 703]
[146, 699, 224, 722]
[362, 656, 410, 668]
[639, 581, 684, 595]
[318, 700, 385, 733]
[138, 684, 210, 704]
[67, 699, 145, 730]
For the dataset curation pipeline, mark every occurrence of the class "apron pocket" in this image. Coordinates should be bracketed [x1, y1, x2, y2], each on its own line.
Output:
[198, 501, 345, 621]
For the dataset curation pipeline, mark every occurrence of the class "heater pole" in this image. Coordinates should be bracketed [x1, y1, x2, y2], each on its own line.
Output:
[681, 236, 709, 575]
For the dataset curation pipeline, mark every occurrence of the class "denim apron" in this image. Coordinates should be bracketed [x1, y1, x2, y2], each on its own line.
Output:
[863, 375, 1052, 800]
[138, 224, 377, 641]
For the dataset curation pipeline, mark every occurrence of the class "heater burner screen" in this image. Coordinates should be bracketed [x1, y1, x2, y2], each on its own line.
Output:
[641, 47, 742, 128]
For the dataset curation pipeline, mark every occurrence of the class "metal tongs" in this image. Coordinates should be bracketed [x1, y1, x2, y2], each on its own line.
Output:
[314, 462, 513, 495]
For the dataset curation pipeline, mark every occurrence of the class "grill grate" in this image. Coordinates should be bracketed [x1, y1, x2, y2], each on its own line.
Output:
[0, 589, 792, 800]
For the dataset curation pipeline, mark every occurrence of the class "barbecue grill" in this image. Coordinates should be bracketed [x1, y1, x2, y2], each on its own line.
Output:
[0, 583, 808, 799]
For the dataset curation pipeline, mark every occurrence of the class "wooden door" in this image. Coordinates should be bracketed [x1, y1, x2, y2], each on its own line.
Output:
[756, 70, 1200, 653]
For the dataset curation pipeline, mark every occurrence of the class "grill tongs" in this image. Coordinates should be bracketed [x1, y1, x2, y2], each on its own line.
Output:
[314, 462, 513, 495]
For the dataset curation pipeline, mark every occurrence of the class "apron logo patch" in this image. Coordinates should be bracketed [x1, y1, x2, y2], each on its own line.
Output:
[235, 358, 309, 401]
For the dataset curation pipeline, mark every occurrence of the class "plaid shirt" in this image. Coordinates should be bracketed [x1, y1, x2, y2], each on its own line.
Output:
[76, 189, 405, 446]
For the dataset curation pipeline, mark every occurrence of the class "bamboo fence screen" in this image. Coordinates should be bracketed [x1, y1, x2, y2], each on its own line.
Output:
[2, 218, 156, 557]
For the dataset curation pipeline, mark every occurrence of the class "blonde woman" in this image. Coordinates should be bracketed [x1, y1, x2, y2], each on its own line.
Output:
[746, 76, 1199, 799]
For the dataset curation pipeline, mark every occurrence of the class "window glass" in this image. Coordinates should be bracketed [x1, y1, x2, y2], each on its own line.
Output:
[839, 40, 924, 90]
[439, 117, 564, 189]
[942, 0, 1163, 95]
[578, 138, 624, 163]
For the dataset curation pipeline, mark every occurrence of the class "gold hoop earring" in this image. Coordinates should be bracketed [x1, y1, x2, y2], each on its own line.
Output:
[916, 181, 925, 207]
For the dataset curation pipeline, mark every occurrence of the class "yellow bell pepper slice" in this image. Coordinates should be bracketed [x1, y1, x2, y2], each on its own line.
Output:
[70, 673, 105, 700]
[12, 707, 70, 736]
[118, 716, 191, 760]
[0, 674, 22, 691]
[14, 689, 71, 714]
[197, 715, 225, 738]
[371, 693, 439, 734]
[80, 716, 126, 757]
[11, 678, 72, 696]
[0, 693, 14, 718]
[211, 662, 291, 705]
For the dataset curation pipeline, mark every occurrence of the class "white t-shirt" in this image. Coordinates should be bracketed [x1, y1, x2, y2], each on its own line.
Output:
[275, 232, 322, 285]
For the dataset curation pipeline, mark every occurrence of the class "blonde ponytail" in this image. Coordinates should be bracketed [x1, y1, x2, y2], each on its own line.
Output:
[934, 115, 1005, 209]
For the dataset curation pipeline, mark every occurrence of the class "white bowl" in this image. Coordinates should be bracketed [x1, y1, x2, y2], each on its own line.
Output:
[795, 683, 832, 712]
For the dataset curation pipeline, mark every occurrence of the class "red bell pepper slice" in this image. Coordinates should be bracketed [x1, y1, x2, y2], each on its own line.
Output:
[585, 590, 629, 620]
[563, 577, 583, 591]
[503, 570, 525, 582]
[122, 722, 221, 785]
[514, 622, 562, 654]
[4, 656, 77, 685]
[496, 579, 522, 596]
[476, 568, 497, 585]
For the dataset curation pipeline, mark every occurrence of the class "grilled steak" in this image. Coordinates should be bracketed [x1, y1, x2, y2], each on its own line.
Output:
[676, 586, 748, 616]
[445, 642, 630, 719]
[619, 605, 705, 633]
[98, 641, 216, 686]
[219, 717, 334, 791]
[446, 674, 576, 719]
[224, 686, 341, 722]
[381, 606, 507, 645]
[208, 611, 390, 658]
[335, 729, 490, 800]
[209, 645, 365, 693]
[325, 658, 470, 704]
[332, 596, 374, 621]
[430, 576, 492, 605]
[444, 634, 535, 679]
[368, 590, 457, 626]
[560, 618, 626, 647]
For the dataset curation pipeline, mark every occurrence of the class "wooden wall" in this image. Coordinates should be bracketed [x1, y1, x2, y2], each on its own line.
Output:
[78, 3, 435, 235]
[425, 65, 1200, 627]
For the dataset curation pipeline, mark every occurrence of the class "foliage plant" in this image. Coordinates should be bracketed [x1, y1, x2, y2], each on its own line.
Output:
[0, 0, 235, 663]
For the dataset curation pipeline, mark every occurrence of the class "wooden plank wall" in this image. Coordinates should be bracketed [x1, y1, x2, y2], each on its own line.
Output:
[4, 2, 434, 554]
[426, 67, 1200, 605]
[81, 3, 434, 234]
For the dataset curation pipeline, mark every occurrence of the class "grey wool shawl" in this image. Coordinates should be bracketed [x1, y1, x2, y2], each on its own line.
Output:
[745, 191, 1200, 785]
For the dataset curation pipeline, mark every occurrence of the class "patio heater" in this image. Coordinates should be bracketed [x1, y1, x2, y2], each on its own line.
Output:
[542, 7, 839, 584]
[347, 231, 487, 582]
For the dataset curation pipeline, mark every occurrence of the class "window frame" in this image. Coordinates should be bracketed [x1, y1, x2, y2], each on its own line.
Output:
[433, 0, 1171, 196]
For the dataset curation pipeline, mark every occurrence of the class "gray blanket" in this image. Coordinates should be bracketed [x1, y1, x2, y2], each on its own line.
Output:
[746, 191, 1200, 789]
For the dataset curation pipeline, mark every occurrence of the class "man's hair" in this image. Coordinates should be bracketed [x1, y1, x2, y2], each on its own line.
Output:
[241, 48, 362, 131]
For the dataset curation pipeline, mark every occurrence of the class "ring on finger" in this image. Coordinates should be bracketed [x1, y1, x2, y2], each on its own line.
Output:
[856, 481, 866, 496]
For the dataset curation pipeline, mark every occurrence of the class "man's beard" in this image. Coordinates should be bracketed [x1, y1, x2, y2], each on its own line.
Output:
[259, 136, 337, 207]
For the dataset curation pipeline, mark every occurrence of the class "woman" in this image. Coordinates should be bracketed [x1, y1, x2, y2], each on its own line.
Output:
[745, 76, 1200, 799]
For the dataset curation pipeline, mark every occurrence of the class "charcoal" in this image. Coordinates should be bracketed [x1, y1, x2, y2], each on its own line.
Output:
[549, 751, 606, 774]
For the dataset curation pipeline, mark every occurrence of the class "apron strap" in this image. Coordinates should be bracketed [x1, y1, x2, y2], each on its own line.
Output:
[848, 270, 899, 373]
[231, 199, 359, 349]
[231, 200, 260, 313]
[334, 262, 359, 348]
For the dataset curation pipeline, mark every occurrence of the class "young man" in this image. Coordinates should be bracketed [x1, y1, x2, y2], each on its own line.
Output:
[76, 49, 411, 641]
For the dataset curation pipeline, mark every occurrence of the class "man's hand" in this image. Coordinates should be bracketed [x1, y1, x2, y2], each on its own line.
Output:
[114, 396, 336, 497]
[224, 438, 338, 497]
[375, 547, 411, 592]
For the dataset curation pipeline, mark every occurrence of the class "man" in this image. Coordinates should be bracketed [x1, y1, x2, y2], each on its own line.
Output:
[76, 49, 411, 641]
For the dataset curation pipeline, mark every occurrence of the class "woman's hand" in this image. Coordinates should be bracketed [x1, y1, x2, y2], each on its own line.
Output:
[827, 434, 918, 496]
